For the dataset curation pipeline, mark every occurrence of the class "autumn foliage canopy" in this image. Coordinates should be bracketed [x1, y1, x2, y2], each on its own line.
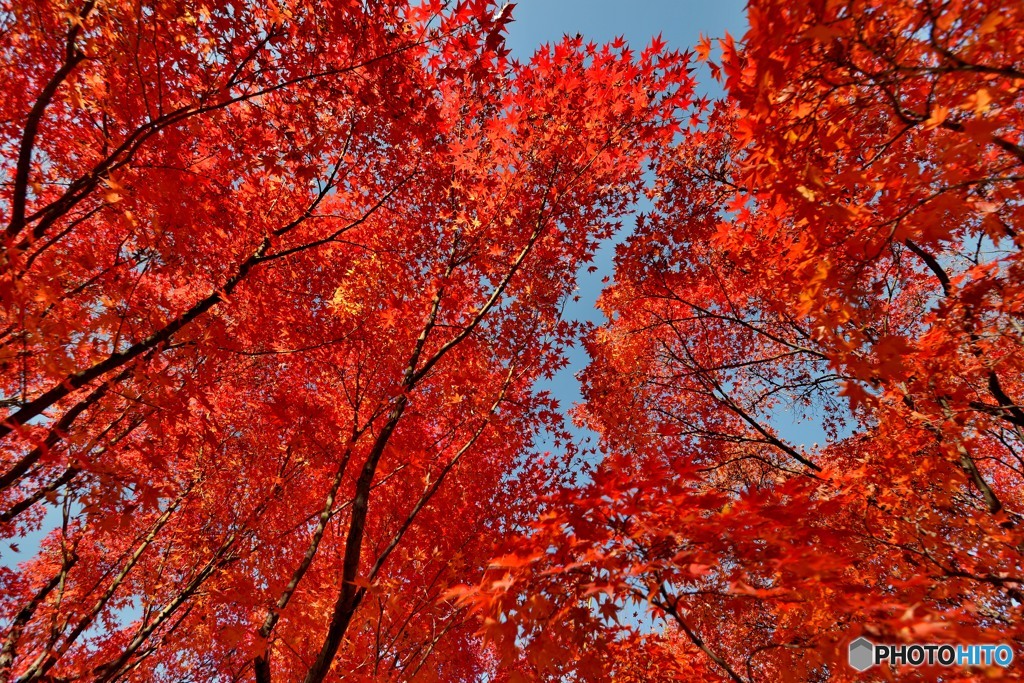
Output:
[1, 0, 1022, 681]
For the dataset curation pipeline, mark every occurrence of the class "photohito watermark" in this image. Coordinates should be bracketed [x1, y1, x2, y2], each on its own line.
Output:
[848, 637, 1014, 672]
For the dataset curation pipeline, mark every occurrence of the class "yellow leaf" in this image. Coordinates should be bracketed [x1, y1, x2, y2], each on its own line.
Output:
[979, 11, 1003, 34]
[796, 185, 817, 201]
[923, 106, 949, 130]
[971, 88, 992, 114]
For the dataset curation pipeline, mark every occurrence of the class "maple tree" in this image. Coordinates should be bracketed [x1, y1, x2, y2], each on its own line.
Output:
[0, 0, 691, 681]
[4, 0, 1023, 681]
[456, 0, 1024, 680]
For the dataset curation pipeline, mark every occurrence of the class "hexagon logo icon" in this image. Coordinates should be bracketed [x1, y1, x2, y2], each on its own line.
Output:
[848, 637, 875, 672]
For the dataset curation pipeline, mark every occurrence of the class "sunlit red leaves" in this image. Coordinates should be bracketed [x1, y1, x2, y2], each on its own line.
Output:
[3, 0, 1022, 680]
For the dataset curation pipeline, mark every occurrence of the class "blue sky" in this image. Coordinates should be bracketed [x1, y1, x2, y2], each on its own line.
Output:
[502, 0, 751, 458]
[503, 0, 747, 60]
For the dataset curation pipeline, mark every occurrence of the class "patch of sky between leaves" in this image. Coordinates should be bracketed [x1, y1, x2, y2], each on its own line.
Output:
[501, 0, 787, 471]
